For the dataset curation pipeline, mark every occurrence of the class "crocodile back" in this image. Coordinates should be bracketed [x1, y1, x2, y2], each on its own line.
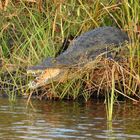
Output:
[29, 26, 129, 70]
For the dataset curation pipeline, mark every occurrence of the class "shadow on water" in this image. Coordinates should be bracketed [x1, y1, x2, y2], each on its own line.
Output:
[0, 98, 140, 140]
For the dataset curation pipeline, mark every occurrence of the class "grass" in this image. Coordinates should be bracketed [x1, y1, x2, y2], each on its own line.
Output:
[106, 64, 115, 121]
[0, 0, 140, 120]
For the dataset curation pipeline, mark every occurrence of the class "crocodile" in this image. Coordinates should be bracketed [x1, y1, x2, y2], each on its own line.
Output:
[27, 26, 129, 89]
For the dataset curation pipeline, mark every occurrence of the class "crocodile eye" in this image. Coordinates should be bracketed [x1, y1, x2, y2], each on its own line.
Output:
[32, 72, 36, 75]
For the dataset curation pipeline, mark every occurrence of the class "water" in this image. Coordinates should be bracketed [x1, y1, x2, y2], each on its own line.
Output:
[0, 98, 140, 140]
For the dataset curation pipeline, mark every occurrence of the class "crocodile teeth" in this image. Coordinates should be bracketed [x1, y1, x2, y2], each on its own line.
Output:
[35, 77, 40, 81]
[28, 81, 38, 89]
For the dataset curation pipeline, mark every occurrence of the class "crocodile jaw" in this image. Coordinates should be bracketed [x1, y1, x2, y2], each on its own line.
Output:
[28, 68, 61, 89]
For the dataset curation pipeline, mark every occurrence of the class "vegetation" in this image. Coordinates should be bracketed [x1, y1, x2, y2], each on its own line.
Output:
[0, 0, 140, 119]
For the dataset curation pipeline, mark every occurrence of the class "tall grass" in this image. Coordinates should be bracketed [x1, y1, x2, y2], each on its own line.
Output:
[0, 0, 140, 120]
[106, 65, 115, 121]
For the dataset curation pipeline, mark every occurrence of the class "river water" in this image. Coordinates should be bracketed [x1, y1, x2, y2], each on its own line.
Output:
[0, 98, 140, 140]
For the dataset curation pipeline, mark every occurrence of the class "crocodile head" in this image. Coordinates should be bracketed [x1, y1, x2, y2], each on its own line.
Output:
[27, 67, 66, 89]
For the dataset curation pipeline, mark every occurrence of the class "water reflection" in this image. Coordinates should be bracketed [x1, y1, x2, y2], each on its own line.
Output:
[0, 98, 140, 139]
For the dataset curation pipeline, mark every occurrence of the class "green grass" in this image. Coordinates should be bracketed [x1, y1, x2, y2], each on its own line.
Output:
[0, 0, 140, 120]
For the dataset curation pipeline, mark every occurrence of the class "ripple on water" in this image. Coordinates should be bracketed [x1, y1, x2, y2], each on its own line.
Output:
[0, 99, 140, 139]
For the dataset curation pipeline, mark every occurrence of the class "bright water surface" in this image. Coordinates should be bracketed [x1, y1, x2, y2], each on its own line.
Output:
[0, 98, 140, 140]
